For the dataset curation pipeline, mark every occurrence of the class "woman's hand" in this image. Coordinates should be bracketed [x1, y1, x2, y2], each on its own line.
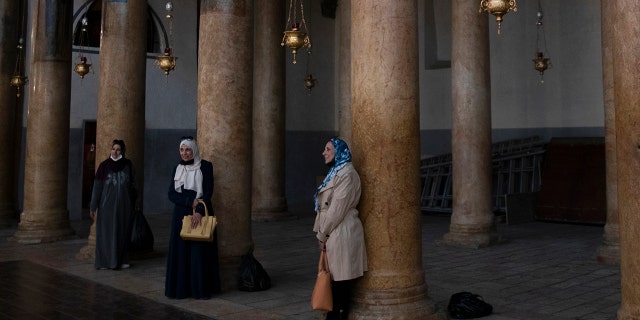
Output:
[190, 212, 202, 229]
[318, 240, 326, 251]
[90, 211, 97, 220]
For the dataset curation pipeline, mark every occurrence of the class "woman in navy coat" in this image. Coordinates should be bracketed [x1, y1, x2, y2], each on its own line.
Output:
[165, 136, 220, 299]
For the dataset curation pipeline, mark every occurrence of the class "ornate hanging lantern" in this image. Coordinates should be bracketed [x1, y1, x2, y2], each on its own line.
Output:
[304, 74, 316, 93]
[11, 0, 28, 97]
[155, 2, 177, 77]
[281, 0, 311, 64]
[74, 17, 93, 79]
[532, 2, 551, 83]
[10, 38, 28, 98]
[479, 0, 518, 35]
[304, 49, 316, 93]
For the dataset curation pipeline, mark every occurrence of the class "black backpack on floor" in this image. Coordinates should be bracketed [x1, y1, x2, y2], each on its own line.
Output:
[448, 291, 493, 319]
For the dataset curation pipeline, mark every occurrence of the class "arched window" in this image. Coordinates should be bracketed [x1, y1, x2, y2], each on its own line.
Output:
[73, 0, 163, 54]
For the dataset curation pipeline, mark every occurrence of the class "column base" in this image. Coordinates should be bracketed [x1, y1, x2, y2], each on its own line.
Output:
[350, 284, 447, 320]
[596, 243, 620, 264]
[12, 227, 76, 244]
[440, 223, 500, 248]
[251, 209, 295, 222]
[76, 244, 95, 261]
[251, 198, 291, 222]
[76, 220, 97, 261]
[13, 209, 76, 244]
[596, 223, 620, 264]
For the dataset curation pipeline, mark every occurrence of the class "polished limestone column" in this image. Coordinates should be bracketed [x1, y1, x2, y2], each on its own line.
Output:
[14, 0, 75, 243]
[442, 0, 497, 248]
[336, 0, 352, 144]
[251, 0, 290, 222]
[596, 0, 619, 265]
[77, 0, 147, 260]
[614, 1, 640, 319]
[0, 0, 21, 228]
[350, 1, 442, 319]
[198, 0, 254, 292]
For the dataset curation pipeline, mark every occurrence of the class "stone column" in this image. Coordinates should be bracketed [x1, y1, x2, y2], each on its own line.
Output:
[14, 0, 75, 243]
[596, 0, 619, 264]
[198, 0, 254, 292]
[442, 0, 497, 248]
[251, 0, 290, 222]
[0, 0, 21, 228]
[77, 0, 147, 260]
[614, 1, 640, 319]
[350, 1, 443, 319]
[336, 0, 352, 144]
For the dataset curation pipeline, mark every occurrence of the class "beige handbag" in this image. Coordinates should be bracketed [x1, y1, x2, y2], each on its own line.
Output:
[311, 250, 333, 311]
[179, 199, 216, 242]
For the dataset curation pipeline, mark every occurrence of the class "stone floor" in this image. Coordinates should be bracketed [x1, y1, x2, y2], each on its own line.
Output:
[0, 212, 620, 320]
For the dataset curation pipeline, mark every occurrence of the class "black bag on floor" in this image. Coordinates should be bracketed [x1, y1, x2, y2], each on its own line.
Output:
[448, 291, 493, 319]
[238, 248, 271, 291]
[129, 211, 154, 252]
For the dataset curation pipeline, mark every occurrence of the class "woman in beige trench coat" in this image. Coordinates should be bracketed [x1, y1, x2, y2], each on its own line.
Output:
[313, 137, 368, 320]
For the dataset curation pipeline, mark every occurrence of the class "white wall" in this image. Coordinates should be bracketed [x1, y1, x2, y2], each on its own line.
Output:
[418, 0, 603, 131]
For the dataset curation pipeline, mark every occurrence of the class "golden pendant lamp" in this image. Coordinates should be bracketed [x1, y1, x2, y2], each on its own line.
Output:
[533, 2, 551, 83]
[11, 0, 28, 97]
[479, 0, 518, 34]
[11, 39, 27, 98]
[281, 0, 311, 64]
[156, 2, 177, 77]
[74, 17, 92, 79]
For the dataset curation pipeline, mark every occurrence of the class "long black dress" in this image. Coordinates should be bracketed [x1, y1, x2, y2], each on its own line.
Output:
[165, 160, 221, 299]
[90, 157, 136, 270]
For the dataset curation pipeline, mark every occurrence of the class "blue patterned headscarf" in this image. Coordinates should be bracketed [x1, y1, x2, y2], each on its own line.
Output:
[313, 138, 352, 211]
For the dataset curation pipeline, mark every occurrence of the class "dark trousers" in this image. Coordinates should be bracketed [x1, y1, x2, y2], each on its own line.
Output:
[326, 279, 353, 320]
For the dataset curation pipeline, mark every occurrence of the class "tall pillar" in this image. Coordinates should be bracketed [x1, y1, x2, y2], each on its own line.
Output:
[0, 0, 22, 228]
[596, 0, 619, 264]
[614, 1, 640, 319]
[442, 0, 498, 248]
[336, 0, 352, 144]
[77, 0, 147, 260]
[251, 0, 290, 222]
[14, 0, 75, 243]
[198, 0, 254, 292]
[350, 1, 443, 319]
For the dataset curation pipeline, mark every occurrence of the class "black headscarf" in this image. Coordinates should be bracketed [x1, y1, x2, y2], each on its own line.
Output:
[94, 140, 130, 180]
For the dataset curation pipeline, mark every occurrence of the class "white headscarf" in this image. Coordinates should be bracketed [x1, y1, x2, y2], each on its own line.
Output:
[174, 139, 203, 198]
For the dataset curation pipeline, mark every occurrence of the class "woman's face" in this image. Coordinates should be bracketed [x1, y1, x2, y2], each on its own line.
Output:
[322, 141, 335, 164]
[180, 145, 194, 161]
[110, 144, 122, 158]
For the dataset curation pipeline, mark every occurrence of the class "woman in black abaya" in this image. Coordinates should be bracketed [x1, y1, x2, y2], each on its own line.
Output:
[165, 136, 221, 299]
[90, 139, 136, 270]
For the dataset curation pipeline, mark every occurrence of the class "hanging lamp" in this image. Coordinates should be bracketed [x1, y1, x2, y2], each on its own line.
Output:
[74, 17, 92, 79]
[532, 1, 551, 83]
[281, 0, 312, 64]
[156, 2, 177, 77]
[10, 38, 27, 98]
[10, 0, 28, 97]
[479, 0, 518, 35]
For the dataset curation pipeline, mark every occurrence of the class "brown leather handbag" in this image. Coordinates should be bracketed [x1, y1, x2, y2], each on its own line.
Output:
[311, 250, 333, 311]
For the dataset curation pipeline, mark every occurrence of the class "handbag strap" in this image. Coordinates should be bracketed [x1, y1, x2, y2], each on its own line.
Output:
[193, 199, 209, 217]
[318, 251, 330, 273]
